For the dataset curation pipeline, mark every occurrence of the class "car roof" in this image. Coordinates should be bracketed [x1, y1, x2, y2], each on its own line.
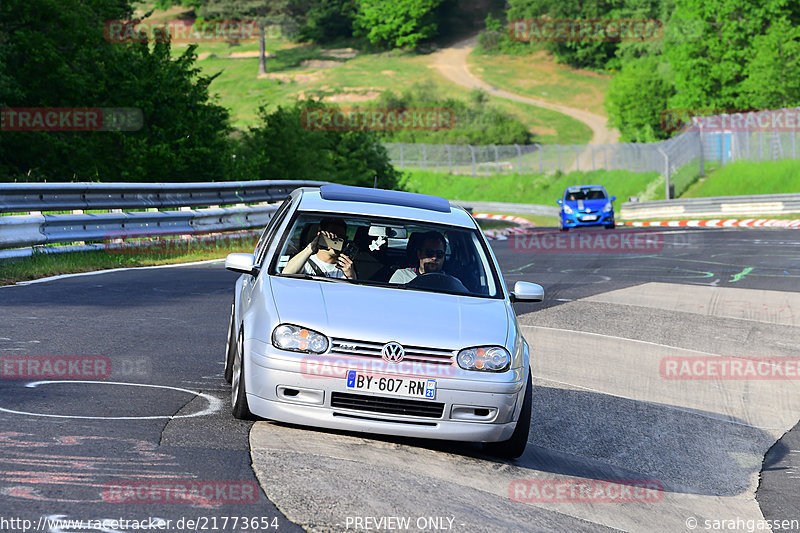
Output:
[291, 186, 477, 228]
[565, 184, 606, 191]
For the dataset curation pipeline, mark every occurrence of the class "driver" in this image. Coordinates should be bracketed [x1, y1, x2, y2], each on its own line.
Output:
[389, 231, 446, 284]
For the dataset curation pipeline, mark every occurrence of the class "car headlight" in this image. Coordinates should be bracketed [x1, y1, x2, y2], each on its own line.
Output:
[603, 202, 613, 213]
[272, 324, 329, 354]
[457, 346, 511, 372]
[562, 204, 574, 214]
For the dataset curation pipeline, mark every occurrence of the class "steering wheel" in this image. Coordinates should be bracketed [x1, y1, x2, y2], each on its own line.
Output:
[406, 272, 469, 293]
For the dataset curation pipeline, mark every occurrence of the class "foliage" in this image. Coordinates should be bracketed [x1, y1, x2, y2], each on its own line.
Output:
[605, 55, 674, 142]
[354, 0, 444, 49]
[374, 82, 533, 144]
[297, 0, 357, 43]
[230, 101, 400, 189]
[0, 0, 231, 181]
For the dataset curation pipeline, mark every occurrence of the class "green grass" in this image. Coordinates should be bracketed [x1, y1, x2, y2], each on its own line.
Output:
[399, 168, 661, 213]
[682, 160, 800, 198]
[0, 235, 259, 286]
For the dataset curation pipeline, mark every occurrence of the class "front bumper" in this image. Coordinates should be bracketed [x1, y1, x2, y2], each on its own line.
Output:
[243, 341, 528, 443]
[561, 212, 615, 228]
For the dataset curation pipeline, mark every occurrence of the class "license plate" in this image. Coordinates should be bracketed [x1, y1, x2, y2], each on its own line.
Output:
[346, 371, 436, 400]
[582, 215, 598, 221]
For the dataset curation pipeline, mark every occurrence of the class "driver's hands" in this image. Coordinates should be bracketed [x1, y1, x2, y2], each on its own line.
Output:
[337, 253, 355, 279]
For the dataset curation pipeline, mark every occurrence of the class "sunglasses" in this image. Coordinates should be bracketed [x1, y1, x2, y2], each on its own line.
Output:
[422, 249, 445, 259]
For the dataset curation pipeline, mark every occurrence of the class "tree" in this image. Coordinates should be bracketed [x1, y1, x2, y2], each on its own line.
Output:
[0, 0, 231, 181]
[354, 0, 444, 49]
[740, 18, 800, 110]
[605, 55, 674, 142]
[197, 0, 305, 75]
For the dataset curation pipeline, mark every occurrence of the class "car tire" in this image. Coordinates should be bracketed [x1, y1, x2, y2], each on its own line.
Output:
[483, 371, 532, 459]
[231, 328, 254, 420]
[224, 301, 236, 384]
[604, 222, 616, 230]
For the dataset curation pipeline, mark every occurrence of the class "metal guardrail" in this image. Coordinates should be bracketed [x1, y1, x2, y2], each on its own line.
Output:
[621, 193, 800, 220]
[0, 180, 326, 213]
[452, 201, 559, 217]
[0, 180, 328, 252]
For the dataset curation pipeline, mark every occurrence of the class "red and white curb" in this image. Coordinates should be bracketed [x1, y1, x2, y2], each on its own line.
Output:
[474, 213, 537, 241]
[623, 219, 800, 228]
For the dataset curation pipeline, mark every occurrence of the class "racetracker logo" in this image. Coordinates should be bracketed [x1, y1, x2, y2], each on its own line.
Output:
[103, 232, 259, 255]
[659, 108, 800, 133]
[1, 356, 112, 380]
[103, 480, 259, 504]
[509, 18, 663, 42]
[509, 479, 664, 503]
[1, 108, 142, 132]
[510, 230, 664, 253]
[300, 357, 457, 380]
[104, 19, 259, 44]
[660, 357, 800, 380]
[300, 107, 455, 132]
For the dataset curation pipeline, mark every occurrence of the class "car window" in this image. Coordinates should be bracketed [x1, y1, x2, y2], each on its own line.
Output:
[269, 213, 503, 298]
[566, 188, 607, 201]
[255, 197, 293, 266]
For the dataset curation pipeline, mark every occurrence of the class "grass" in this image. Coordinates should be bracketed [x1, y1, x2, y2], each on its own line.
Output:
[399, 168, 661, 213]
[0, 234, 258, 286]
[468, 48, 612, 117]
[682, 160, 800, 198]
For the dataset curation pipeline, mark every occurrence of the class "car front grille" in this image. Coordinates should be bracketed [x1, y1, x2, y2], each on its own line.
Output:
[329, 338, 454, 366]
[330, 392, 444, 418]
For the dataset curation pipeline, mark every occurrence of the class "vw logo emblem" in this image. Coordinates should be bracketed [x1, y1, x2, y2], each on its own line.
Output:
[381, 342, 405, 363]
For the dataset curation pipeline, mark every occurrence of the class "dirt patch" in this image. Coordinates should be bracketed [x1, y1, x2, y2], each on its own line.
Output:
[258, 71, 324, 83]
[321, 48, 358, 59]
[325, 91, 381, 103]
[197, 52, 211, 60]
[301, 59, 342, 69]
[227, 51, 271, 59]
[381, 70, 395, 76]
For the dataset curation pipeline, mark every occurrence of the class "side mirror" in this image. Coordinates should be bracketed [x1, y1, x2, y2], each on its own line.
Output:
[226, 253, 257, 275]
[510, 281, 544, 303]
[610, 196, 617, 201]
[556, 199, 563, 205]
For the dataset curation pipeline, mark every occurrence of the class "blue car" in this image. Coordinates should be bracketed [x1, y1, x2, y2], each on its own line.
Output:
[557, 185, 616, 230]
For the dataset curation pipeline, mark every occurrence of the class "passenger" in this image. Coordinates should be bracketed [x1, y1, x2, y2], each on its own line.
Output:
[389, 231, 446, 284]
[283, 218, 356, 279]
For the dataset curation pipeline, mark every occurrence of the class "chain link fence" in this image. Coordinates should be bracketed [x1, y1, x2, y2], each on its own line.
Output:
[384, 110, 800, 198]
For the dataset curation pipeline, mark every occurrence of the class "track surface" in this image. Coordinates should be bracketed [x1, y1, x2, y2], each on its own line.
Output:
[1, 228, 798, 532]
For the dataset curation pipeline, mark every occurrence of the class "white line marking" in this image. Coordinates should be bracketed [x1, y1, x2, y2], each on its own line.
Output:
[1, 259, 225, 288]
[0, 380, 223, 420]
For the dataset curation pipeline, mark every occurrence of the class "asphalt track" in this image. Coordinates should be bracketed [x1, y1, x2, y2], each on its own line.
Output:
[0, 227, 798, 532]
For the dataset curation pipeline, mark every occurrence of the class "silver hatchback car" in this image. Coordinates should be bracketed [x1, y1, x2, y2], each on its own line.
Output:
[224, 185, 543, 458]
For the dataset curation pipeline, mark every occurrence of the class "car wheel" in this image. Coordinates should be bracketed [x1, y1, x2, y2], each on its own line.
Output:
[558, 219, 568, 232]
[224, 300, 236, 384]
[483, 371, 532, 459]
[604, 222, 616, 230]
[231, 328, 254, 420]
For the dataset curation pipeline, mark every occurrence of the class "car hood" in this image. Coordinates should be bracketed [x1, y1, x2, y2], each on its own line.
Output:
[268, 277, 510, 349]
[564, 198, 610, 211]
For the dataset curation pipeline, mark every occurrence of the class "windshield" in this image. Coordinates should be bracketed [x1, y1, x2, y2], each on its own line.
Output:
[269, 213, 503, 298]
[565, 188, 607, 201]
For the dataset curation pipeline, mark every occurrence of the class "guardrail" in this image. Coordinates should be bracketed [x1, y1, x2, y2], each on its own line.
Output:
[621, 193, 800, 221]
[0, 180, 328, 253]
